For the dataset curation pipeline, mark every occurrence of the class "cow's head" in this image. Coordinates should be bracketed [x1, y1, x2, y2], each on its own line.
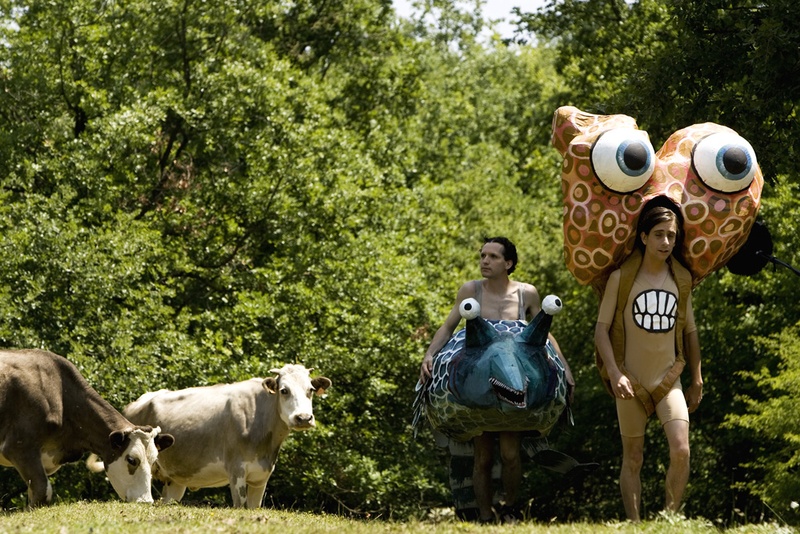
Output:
[263, 364, 331, 430]
[101, 426, 174, 503]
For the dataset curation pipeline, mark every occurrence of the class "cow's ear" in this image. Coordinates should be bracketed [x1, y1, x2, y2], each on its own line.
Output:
[109, 430, 129, 450]
[155, 433, 175, 451]
[312, 377, 332, 396]
[262, 377, 278, 394]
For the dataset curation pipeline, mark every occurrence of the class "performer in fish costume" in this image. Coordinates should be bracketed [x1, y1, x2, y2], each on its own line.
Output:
[413, 295, 589, 519]
[551, 106, 767, 518]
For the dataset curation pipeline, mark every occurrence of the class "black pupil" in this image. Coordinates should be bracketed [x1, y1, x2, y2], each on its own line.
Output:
[623, 143, 648, 171]
[723, 147, 748, 175]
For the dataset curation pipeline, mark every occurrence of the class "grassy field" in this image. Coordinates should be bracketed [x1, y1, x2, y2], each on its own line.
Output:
[0, 502, 794, 534]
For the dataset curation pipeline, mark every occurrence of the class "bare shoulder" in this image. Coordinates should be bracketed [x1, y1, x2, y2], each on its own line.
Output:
[456, 280, 480, 299]
[516, 281, 542, 318]
[517, 281, 540, 301]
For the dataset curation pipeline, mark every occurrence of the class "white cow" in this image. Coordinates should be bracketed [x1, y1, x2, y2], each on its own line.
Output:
[0, 349, 174, 507]
[122, 364, 331, 508]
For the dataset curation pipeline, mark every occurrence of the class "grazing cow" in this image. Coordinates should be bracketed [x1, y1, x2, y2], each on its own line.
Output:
[0, 349, 174, 507]
[122, 364, 331, 508]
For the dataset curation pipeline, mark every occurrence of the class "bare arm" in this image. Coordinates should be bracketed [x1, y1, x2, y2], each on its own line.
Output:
[594, 270, 633, 399]
[595, 321, 633, 398]
[683, 328, 703, 413]
[419, 282, 476, 382]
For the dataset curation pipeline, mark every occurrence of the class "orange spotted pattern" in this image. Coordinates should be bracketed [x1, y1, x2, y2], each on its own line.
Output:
[551, 106, 763, 292]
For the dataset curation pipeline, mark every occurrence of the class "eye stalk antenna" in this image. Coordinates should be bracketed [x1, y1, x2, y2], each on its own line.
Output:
[462, 298, 500, 348]
[542, 295, 563, 316]
[460, 298, 481, 320]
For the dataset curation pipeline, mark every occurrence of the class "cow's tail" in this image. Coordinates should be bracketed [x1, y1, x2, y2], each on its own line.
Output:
[86, 453, 105, 473]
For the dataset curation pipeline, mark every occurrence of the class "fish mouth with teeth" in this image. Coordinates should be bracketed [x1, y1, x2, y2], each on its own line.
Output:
[489, 377, 528, 408]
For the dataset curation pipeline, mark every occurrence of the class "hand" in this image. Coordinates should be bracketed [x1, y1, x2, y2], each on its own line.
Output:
[611, 373, 635, 400]
[566, 376, 576, 405]
[685, 382, 703, 413]
[419, 354, 433, 383]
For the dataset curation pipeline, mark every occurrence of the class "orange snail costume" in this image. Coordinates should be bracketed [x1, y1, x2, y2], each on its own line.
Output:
[550, 106, 763, 407]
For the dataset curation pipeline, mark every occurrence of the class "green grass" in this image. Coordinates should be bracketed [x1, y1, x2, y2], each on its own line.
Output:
[0, 502, 794, 534]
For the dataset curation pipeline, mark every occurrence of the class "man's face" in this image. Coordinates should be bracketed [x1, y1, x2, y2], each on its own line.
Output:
[642, 219, 678, 261]
[479, 242, 510, 278]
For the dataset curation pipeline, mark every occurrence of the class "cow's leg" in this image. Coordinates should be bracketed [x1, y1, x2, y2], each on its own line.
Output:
[246, 481, 268, 509]
[13, 456, 52, 507]
[228, 465, 248, 508]
[161, 480, 187, 503]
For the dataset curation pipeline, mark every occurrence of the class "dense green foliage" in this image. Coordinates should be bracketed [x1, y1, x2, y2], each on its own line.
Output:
[0, 0, 799, 528]
[524, 0, 800, 180]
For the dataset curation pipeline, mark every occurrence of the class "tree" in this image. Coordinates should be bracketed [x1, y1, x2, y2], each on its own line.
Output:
[523, 0, 800, 180]
[0, 0, 579, 517]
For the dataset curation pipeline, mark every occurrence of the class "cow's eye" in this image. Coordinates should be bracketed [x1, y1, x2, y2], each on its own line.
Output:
[692, 132, 757, 193]
[126, 456, 140, 467]
[591, 128, 655, 193]
[280, 387, 289, 395]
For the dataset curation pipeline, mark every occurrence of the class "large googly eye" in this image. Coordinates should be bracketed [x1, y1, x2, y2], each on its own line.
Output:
[692, 132, 757, 193]
[590, 129, 656, 193]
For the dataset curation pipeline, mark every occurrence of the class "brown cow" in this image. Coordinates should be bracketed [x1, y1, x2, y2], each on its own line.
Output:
[0, 349, 174, 507]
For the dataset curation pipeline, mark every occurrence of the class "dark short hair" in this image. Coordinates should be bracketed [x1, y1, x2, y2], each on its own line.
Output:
[483, 236, 518, 274]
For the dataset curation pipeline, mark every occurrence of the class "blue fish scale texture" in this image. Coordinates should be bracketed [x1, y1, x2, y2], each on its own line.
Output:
[414, 320, 568, 442]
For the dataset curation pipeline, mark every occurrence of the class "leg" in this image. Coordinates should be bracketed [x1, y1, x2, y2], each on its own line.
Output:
[230, 477, 248, 508]
[161, 480, 187, 503]
[472, 432, 495, 521]
[497, 431, 522, 507]
[246, 482, 268, 509]
[10, 450, 52, 507]
[663, 419, 690, 513]
[26, 471, 52, 508]
[616, 393, 649, 522]
[655, 384, 691, 514]
[620, 435, 644, 522]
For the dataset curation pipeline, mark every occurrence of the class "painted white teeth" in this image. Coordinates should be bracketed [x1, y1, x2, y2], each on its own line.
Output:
[632, 289, 677, 332]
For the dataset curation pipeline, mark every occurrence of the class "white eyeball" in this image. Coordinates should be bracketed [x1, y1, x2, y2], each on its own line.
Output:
[591, 129, 655, 193]
[459, 298, 481, 320]
[542, 295, 563, 316]
[692, 132, 757, 193]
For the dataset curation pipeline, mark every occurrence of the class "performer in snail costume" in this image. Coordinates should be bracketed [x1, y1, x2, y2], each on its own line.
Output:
[412, 294, 578, 521]
[551, 106, 764, 521]
[412, 237, 588, 522]
[414, 294, 569, 442]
